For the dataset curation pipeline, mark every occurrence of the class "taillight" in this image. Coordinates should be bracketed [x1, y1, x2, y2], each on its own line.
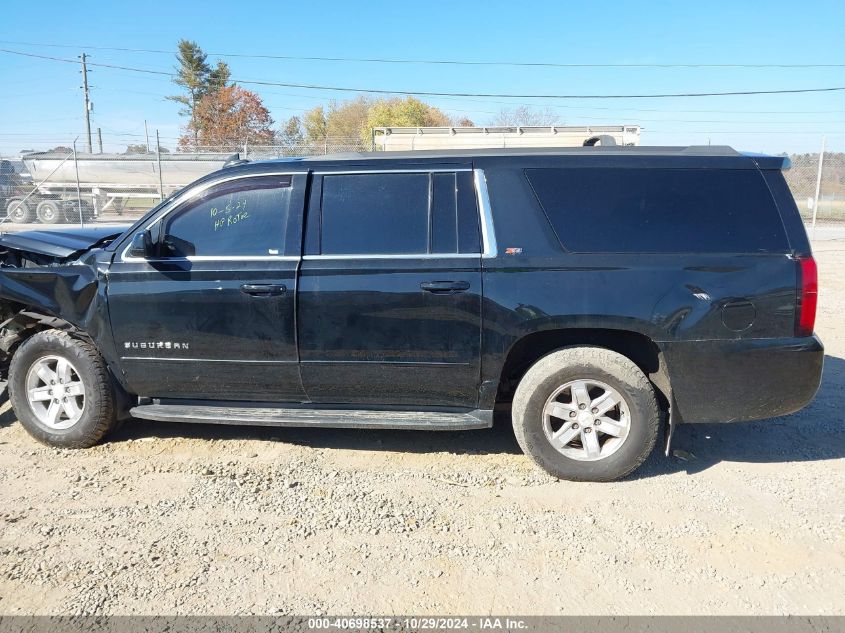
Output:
[796, 256, 818, 337]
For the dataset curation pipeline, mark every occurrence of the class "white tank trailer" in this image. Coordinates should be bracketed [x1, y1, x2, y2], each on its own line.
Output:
[4, 152, 231, 224]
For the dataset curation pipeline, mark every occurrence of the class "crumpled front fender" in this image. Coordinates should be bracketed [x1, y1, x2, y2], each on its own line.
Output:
[0, 265, 99, 329]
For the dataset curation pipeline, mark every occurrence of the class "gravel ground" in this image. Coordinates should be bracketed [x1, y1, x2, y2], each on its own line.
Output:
[0, 243, 843, 616]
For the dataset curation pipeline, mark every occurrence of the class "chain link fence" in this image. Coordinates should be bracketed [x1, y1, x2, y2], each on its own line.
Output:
[179, 140, 370, 157]
[783, 150, 844, 230]
[1, 137, 843, 234]
[0, 139, 367, 227]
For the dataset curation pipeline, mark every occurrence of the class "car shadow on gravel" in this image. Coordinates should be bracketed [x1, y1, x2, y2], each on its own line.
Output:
[110, 407, 524, 456]
[0, 385, 14, 429]
[632, 354, 845, 479]
[111, 357, 844, 468]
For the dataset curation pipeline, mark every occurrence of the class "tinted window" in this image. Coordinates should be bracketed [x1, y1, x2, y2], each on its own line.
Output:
[431, 173, 458, 253]
[321, 174, 429, 255]
[161, 176, 291, 257]
[429, 172, 481, 254]
[319, 172, 479, 256]
[525, 168, 788, 253]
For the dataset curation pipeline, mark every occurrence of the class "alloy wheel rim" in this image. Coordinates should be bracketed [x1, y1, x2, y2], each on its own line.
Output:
[542, 379, 631, 462]
[25, 355, 86, 430]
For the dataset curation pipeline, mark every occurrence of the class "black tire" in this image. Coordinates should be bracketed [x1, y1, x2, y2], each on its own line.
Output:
[8, 330, 118, 448]
[5, 198, 34, 223]
[512, 346, 659, 481]
[583, 134, 617, 147]
[63, 200, 95, 223]
[36, 200, 62, 224]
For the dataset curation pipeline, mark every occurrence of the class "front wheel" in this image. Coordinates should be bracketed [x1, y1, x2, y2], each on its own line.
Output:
[512, 346, 660, 481]
[8, 330, 118, 448]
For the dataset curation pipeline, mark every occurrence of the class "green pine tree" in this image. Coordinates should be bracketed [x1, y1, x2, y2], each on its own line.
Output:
[168, 40, 231, 146]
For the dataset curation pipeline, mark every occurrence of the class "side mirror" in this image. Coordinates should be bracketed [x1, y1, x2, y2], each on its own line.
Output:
[127, 230, 153, 258]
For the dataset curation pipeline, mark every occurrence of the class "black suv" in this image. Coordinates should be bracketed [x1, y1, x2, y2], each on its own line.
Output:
[0, 147, 823, 481]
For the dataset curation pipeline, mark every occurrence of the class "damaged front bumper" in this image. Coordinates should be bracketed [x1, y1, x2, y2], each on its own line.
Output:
[0, 224, 129, 374]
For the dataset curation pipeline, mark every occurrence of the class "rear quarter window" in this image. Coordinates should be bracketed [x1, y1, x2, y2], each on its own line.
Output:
[525, 167, 789, 253]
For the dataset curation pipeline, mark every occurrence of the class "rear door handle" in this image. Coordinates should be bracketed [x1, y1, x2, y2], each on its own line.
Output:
[420, 280, 470, 294]
[240, 283, 286, 297]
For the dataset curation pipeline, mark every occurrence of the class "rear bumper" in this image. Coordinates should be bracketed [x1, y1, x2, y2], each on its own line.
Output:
[662, 335, 824, 423]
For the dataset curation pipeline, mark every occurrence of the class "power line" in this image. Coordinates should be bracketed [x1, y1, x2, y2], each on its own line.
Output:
[83, 71, 845, 115]
[0, 39, 843, 69]
[92, 86, 845, 123]
[95, 82, 845, 116]
[77, 85, 845, 123]
[20, 49, 839, 115]
[2, 48, 844, 100]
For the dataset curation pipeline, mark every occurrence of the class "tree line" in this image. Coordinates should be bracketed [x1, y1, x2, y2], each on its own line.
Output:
[167, 40, 559, 152]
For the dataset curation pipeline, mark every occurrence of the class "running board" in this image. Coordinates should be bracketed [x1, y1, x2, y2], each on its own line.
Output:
[129, 402, 492, 431]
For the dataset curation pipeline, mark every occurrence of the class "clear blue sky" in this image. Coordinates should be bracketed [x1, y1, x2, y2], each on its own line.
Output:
[1, 0, 843, 155]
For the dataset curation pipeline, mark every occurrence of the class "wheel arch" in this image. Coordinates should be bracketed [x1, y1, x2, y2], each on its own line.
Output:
[1, 304, 92, 373]
[582, 134, 617, 147]
[0, 303, 77, 358]
[1, 308, 135, 418]
[495, 328, 671, 413]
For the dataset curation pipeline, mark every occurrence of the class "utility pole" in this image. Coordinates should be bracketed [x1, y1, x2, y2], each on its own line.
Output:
[811, 136, 826, 241]
[72, 138, 84, 228]
[144, 120, 151, 153]
[97, 127, 103, 153]
[80, 53, 93, 153]
[156, 130, 164, 202]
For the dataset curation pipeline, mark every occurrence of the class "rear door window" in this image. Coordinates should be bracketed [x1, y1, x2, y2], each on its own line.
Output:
[525, 168, 789, 253]
[321, 173, 429, 255]
[318, 172, 480, 256]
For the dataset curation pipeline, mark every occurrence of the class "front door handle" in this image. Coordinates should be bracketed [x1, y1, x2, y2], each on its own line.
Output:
[240, 283, 286, 297]
[420, 280, 470, 294]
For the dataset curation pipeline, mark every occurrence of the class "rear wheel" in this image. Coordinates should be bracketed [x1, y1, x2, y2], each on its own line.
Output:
[8, 330, 118, 448]
[36, 200, 62, 224]
[62, 200, 94, 223]
[512, 346, 660, 481]
[5, 198, 34, 223]
[583, 134, 617, 147]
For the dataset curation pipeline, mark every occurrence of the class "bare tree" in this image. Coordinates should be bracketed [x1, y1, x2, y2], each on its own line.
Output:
[277, 116, 304, 150]
[124, 144, 150, 155]
[491, 106, 559, 127]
